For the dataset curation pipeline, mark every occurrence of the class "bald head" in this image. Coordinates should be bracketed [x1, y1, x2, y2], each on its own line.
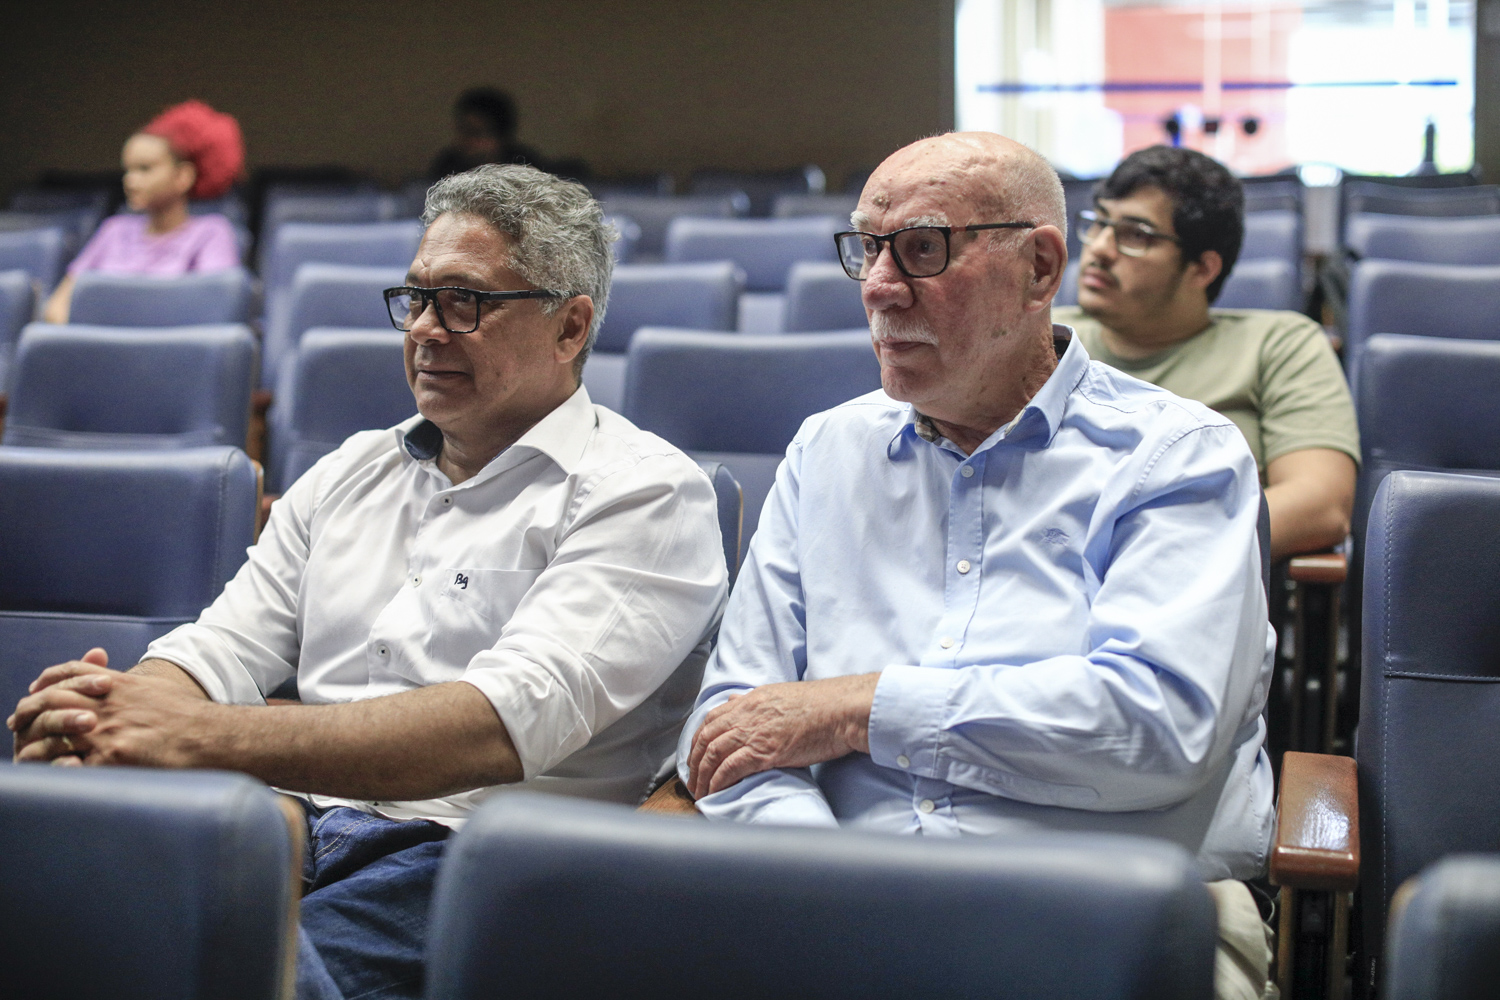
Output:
[852, 132, 1066, 239]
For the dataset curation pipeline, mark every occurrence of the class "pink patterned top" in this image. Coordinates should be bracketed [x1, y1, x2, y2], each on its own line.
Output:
[67, 213, 240, 277]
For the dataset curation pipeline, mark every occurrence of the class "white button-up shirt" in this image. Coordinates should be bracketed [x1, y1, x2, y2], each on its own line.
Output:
[148, 386, 728, 827]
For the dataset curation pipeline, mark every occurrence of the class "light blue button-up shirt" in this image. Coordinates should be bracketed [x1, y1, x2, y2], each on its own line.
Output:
[678, 329, 1275, 880]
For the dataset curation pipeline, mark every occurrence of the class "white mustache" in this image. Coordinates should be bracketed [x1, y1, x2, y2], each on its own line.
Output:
[869, 311, 939, 346]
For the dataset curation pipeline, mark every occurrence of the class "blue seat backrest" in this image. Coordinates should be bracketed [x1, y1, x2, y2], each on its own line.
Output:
[665, 216, 841, 292]
[1212, 259, 1301, 312]
[264, 262, 406, 386]
[1359, 471, 1500, 988]
[1062, 177, 1097, 261]
[69, 268, 253, 327]
[772, 192, 859, 220]
[0, 446, 258, 716]
[1353, 335, 1500, 547]
[784, 261, 867, 332]
[1384, 854, 1500, 1000]
[622, 328, 882, 543]
[594, 262, 743, 354]
[269, 328, 414, 491]
[3, 324, 257, 450]
[598, 195, 746, 258]
[1342, 181, 1500, 233]
[689, 167, 816, 216]
[1242, 178, 1303, 213]
[1344, 212, 1500, 265]
[604, 214, 642, 263]
[0, 268, 35, 389]
[0, 226, 68, 292]
[695, 459, 743, 584]
[427, 793, 1216, 1000]
[1240, 209, 1301, 263]
[0, 766, 297, 1000]
[1345, 261, 1500, 366]
[262, 220, 423, 319]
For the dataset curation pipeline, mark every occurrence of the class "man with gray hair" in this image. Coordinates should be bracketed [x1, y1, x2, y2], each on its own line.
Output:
[655, 133, 1275, 998]
[10, 163, 728, 999]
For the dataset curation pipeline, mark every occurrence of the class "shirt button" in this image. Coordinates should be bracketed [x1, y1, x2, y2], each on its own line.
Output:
[441, 496, 453, 506]
[956, 559, 971, 574]
[411, 575, 422, 587]
[896, 754, 911, 769]
[940, 636, 954, 649]
[376, 645, 389, 656]
[918, 799, 936, 814]
[960, 466, 975, 478]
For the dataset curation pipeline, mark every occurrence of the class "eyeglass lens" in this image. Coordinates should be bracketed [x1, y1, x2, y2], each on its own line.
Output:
[388, 288, 482, 333]
[1077, 212, 1158, 256]
[837, 228, 950, 279]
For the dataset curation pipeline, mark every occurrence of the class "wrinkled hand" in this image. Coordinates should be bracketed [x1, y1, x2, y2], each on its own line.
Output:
[11, 652, 215, 768]
[686, 673, 880, 799]
[9, 649, 113, 764]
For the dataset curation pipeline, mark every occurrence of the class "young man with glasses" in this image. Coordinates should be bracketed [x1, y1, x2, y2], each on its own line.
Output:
[10, 163, 728, 1000]
[1055, 145, 1358, 561]
[649, 132, 1276, 1000]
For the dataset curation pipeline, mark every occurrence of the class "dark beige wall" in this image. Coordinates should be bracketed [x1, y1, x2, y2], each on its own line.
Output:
[1479, 0, 1500, 178]
[0, 1, 954, 195]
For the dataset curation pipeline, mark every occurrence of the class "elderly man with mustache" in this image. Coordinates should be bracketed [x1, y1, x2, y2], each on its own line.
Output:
[655, 133, 1277, 1000]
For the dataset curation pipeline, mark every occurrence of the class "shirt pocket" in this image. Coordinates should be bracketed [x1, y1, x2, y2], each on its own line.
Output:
[420, 567, 545, 679]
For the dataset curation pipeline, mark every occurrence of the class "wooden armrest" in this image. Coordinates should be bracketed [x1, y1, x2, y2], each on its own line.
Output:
[252, 388, 273, 414]
[1272, 750, 1359, 891]
[638, 775, 703, 817]
[1287, 551, 1347, 585]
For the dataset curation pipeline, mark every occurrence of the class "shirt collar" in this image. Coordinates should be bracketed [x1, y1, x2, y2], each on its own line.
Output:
[887, 324, 1087, 458]
[397, 383, 599, 480]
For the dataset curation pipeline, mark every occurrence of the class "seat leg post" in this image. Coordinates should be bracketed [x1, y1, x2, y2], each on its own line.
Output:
[1325, 891, 1349, 1000]
[1289, 582, 1308, 752]
[1320, 587, 1342, 754]
[1278, 886, 1297, 999]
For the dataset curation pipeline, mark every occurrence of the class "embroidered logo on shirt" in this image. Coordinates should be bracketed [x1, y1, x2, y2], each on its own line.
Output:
[455, 572, 470, 590]
[1041, 528, 1069, 546]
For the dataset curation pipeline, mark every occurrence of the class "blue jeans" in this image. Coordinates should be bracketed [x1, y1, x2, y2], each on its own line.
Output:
[294, 803, 450, 1000]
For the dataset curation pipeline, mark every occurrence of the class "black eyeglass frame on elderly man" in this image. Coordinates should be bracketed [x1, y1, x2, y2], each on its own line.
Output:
[834, 222, 1036, 280]
[1074, 209, 1184, 258]
[383, 285, 569, 335]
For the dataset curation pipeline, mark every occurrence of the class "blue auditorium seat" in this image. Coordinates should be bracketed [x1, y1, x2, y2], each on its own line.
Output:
[621, 328, 882, 547]
[1241, 177, 1303, 214]
[1341, 180, 1500, 240]
[1344, 212, 1500, 265]
[0, 225, 69, 292]
[605, 214, 642, 263]
[0, 446, 258, 719]
[783, 261, 867, 332]
[1057, 259, 1081, 306]
[1357, 470, 1500, 991]
[1240, 209, 1301, 263]
[258, 187, 393, 270]
[261, 220, 423, 336]
[689, 166, 823, 217]
[426, 794, 1216, 1000]
[696, 459, 743, 583]
[771, 193, 859, 219]
[1344, 261, 1500, 367]
[1385, 855, 1500, 1000]
[267, 328, 414, 491]
[2, 324, 256, 449]
[68, 267, 253, 326]
[583, 262, 743, 412]
[0, 766, 300, 999]
[1212, 258, 1302, 312]
[598, 194, 748, 260]
[1062, 177, 1097, 261]
[263, 262, 406, 387]
[664, 215, 841, 292]
[0, 268, 35, 389]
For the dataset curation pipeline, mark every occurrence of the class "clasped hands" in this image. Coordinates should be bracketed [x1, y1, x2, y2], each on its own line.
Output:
[8, 649, 210, 767]
[684, 672, 880, 799]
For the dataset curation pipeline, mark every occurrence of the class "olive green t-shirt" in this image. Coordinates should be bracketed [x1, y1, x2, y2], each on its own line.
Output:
[1054, 306, 1360, 481]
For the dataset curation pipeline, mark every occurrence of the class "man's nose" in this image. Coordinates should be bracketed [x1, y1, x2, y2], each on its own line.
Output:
[860, 243, 914, 312]
[406, 297, 452, 345]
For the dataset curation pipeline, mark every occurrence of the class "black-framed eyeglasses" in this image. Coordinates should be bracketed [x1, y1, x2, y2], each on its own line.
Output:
[1075, 210, 1182, 258]
[383, 285, 568, 335]
[834, 222, 1035, 280]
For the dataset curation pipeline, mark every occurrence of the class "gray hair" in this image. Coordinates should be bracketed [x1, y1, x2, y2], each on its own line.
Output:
[422, 164, 614, 379]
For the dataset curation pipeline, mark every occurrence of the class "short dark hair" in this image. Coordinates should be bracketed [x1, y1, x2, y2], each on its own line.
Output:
[1095, 146, 1244, 302]
[454, 87, 518, 140]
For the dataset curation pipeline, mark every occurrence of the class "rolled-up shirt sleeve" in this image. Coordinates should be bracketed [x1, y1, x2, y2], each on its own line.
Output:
[865, 423, 1269, 812]
[462, 454, 728, 779]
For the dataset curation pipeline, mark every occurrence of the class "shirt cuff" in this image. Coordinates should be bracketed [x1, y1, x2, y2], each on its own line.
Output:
[460, 650, 588, 780]
[143, 623, 268, 706]
[867, 663, 962, 778]
[693, 769, 839, 828]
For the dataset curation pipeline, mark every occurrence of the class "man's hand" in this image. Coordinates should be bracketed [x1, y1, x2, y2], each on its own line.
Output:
[12, 657, 216, 768]
[686, 673, 880, 800]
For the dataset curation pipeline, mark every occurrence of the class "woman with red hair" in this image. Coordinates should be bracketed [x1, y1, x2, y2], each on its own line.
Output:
[43, 100, 246, 323]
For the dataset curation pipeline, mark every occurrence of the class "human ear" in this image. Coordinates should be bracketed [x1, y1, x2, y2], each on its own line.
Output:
[554, 295, 594, 365]
[173, 160, 197, 199]
[1024, 225, 1068, 313]
[1188, 249, 1223, 292]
